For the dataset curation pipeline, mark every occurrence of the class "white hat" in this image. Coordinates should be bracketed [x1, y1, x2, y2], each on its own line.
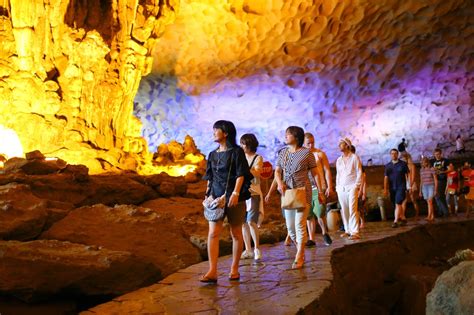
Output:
[339, 137, 352, 147]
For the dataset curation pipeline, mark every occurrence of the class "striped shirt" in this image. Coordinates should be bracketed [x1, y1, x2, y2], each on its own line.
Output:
[277, 147, 317, 203]
[420, 167, 435, 185]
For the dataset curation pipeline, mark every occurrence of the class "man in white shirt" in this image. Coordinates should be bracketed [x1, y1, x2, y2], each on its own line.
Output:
[336, 137, 363, 240]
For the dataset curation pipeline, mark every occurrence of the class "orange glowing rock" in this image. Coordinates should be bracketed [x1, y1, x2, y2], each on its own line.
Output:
[0, 0, 180, 175]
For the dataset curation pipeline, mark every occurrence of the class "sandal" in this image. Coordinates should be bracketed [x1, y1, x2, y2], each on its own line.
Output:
[291, 260, 304, 269]
[199, 275, 217, 284]
[228, 273, 240, 281]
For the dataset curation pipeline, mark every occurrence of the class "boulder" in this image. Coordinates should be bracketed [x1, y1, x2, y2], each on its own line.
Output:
[134, 173, 188, 197]
[60, 164, 90, 182]
[41, 204, 202, 277]
[185, 181, 207, 199]
[0, 173, 159, 207]
[3, 158, 28, 174]
[140, 197, 203, 220]
[426, 261, 474, 315]
[3, 153, 68, 175]
[25, 150, 45, 160]
[0, 240, 160, 302]
[0, 183, 48, 240]
[0, 183, 77, 240]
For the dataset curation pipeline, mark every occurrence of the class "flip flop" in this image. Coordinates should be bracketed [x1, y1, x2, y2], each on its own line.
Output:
[199, 275, 217, 284]
[228, 273, 240, 281]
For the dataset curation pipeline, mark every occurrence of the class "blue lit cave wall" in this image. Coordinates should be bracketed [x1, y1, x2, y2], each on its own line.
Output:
[134, 68, 473, 165]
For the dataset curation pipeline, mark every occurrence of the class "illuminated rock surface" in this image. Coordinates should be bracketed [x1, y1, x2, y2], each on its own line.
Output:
[1, 0, 472, 169]
[137, 0, 473, 163]
[0, 0, 178, 173]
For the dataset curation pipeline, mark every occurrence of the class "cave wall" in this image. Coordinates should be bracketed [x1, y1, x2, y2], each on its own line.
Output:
[0, 0, 178, 173]
[135, 0, 473, 164]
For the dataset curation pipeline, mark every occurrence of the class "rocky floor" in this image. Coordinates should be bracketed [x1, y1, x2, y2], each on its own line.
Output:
[82, 217, 474, 315]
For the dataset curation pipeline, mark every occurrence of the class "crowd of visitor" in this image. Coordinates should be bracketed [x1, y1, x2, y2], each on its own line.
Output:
[199, 120, 473, 283]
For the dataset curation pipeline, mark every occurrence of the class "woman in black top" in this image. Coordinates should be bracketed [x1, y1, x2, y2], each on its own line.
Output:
[200, 120, 251, 283]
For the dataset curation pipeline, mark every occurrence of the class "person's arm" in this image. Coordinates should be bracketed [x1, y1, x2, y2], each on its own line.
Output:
[433, 172, 438, 196]
[275, 166, 286, 195]
[228, 176, 244, 207]
[355, 156, 362, 190]
[203, 152, 213, 198]
[206, 181, 211, 197]
[311, 166, 326, 203]
[384, 176, 389, 196]
[410, 164, 416, 185]
[310, 166, 322, 191]
[406, 167, 411, 192]
[265, 177, 278, 203]
[419, 170, 423, 197]
[360, 173, 367, 200]
[250, 156, 263, 178]
[321, 152, 334, 197]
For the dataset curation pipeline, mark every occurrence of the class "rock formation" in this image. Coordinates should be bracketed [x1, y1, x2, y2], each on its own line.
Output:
[0, 0, 178, 173]
[41, 204, 203, 277]
[136, 0, 473, 163]
[426, 261, 474, 315]
[0, 239, 159, 302]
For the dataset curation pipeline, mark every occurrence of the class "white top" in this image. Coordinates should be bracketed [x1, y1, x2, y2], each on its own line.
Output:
[336, 152, 362, 190]
[456, 138, 465, 150]
[246, 153, 263, 196]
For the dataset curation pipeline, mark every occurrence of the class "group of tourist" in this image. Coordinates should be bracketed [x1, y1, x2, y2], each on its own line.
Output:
[199, 120, 473, 283]
[386, 145, 474, 228]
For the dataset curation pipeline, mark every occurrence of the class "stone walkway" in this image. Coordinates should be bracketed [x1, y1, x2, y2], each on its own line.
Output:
[83, 216, 474, 315]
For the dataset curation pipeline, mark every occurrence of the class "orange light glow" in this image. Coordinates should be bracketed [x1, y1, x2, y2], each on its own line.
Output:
[139, 163, 198, 177]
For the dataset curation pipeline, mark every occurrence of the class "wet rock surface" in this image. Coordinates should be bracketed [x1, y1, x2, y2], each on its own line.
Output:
[83, 218, 474, 314]
[0, 240, 159, 303]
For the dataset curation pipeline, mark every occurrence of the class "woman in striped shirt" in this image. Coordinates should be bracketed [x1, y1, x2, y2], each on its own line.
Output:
[275, 126, 324, 269]
[419, 157, 438, 222]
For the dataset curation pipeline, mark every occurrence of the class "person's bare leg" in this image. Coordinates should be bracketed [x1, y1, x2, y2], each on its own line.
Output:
[394, 204, 401, 223]
[411, 191, 420, 220]
[317, 216, 328, 235]
[427, 199, 434, 221]
[284, 233, 292, 246]
[400, 198, 407, 221]
[307, 217, 316, 241]
[242, 222, 252, 252]
[360, 212, 365, 228]
[248, 221, 260, 251]
[204, 221, 223, 278]
[402, 198, 408, 220]
[230, 224, 244, 276]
